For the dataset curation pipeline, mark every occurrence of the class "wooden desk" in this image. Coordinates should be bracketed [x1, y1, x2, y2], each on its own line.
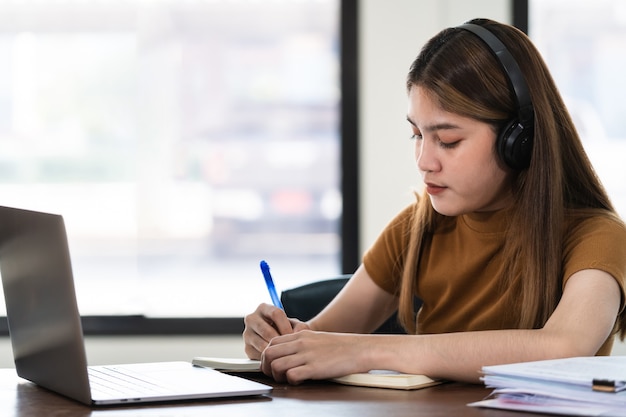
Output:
[0, 368, 551, 417]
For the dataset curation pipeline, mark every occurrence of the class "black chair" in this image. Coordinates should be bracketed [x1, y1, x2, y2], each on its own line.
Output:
[280, 275, 421, 334]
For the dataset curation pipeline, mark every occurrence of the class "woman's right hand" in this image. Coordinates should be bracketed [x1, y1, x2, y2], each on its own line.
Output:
[243, 303, 310, 359]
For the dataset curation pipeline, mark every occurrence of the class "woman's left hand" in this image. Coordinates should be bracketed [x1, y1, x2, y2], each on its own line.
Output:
[260, 330, 367, 384]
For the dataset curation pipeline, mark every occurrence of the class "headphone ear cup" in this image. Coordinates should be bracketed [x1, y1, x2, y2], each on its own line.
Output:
[497, 119, 533, 170]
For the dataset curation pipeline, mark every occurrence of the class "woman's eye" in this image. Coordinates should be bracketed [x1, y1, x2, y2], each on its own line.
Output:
[438, 140, 459, 149]
[410, 133, 423, 140]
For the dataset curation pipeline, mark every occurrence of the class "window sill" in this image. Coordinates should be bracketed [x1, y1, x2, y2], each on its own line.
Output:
[0, 316, 244, 336]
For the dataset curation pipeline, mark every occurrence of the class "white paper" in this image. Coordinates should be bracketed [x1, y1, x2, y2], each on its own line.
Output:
[469, 356, 626, 415]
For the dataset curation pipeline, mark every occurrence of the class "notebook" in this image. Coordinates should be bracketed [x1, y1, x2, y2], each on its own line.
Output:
[192, 357, 264, 372]
[0, 205, 272, 406]
[331, 370, 442, 390]
[193, 357, 443, 390]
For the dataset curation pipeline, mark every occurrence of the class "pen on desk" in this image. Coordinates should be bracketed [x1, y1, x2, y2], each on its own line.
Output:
[260, 260, 284, 309]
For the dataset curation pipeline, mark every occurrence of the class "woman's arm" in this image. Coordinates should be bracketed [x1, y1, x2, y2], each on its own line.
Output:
[307, 264, 399, 333]
[261, 268, 621, 384]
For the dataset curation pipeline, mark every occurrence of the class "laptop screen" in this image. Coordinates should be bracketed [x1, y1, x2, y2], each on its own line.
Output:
[0, 205, 93, 404]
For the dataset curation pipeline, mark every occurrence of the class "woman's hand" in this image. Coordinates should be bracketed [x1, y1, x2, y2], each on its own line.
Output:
[243, 303, 309, 360]
[260, 330, 367, 385]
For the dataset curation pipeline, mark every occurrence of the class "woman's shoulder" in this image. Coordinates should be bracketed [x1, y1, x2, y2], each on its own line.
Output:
[562, 209, 626, 288]
[564, 208, 626, 241]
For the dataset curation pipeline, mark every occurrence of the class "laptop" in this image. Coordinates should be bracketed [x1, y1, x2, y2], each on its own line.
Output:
[0, 205, 272, 406]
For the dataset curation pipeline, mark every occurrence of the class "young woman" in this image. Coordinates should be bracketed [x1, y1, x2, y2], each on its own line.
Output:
[242, 18, 626, 384]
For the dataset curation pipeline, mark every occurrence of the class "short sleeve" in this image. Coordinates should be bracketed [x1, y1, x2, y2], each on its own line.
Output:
[362, 203, 416, 295]
[562, 213, 626, 312]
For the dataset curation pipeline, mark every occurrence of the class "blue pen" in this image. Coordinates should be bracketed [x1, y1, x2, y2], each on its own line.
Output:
[260, 260, 284, 309]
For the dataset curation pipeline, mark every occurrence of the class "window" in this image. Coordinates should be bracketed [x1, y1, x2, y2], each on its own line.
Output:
[0, 0, 347, 322]
[529, 0, 626, 219]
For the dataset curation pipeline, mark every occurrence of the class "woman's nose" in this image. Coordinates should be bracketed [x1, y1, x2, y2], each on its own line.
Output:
[416, 139, 439, 172]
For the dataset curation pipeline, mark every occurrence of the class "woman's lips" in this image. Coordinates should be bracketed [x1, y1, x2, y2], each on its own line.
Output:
[425, 183, 446, 195]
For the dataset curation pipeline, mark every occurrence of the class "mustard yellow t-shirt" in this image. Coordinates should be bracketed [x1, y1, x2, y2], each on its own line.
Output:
[363, 203, 626, 355]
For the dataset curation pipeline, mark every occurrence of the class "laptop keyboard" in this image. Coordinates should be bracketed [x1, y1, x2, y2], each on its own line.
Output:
[88, 366, 174, 398]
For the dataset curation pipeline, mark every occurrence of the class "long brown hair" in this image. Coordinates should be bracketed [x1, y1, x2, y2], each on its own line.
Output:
[399, 18, 625, 339]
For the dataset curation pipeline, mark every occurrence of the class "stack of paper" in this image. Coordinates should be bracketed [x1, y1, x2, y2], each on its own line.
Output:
[468, 356, 626, 416]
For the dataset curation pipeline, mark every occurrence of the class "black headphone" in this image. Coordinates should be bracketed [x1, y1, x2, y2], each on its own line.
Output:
[458, 23, 535, 170]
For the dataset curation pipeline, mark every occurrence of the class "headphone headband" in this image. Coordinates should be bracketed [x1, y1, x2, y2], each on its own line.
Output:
[457, 22, 535, 169]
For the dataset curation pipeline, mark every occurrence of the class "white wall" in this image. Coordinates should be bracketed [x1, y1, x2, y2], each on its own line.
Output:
[1, 0, 622, 368]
